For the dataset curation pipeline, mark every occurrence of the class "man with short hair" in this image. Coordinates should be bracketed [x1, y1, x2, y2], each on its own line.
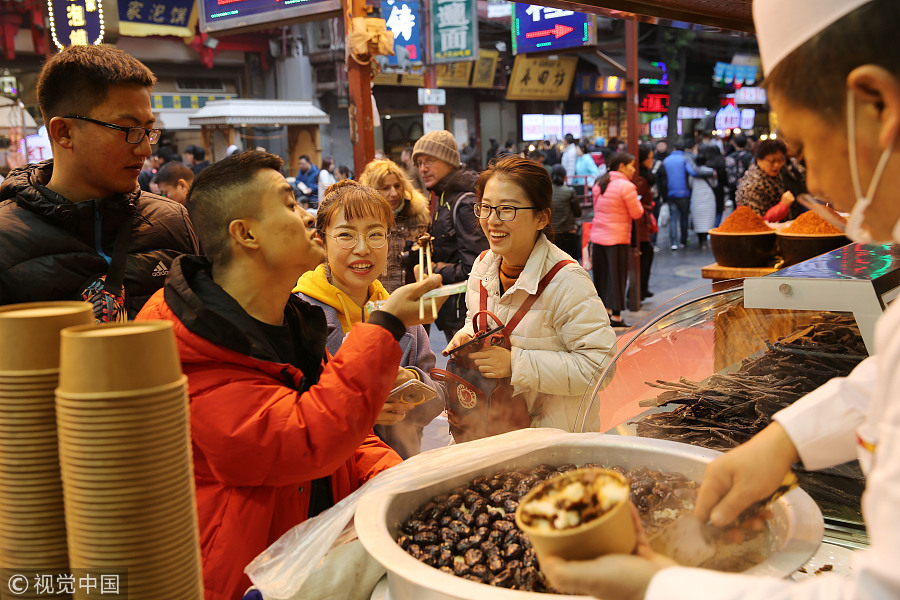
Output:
[413, 130, 488, 339]
[294, 154, 320, 207]
[153, 161, 194, 205]
[183, 144, 210, 175]
[0, 45, 199, 319]
[137, 150, 444, 600]
[662, 138, 700, 250]
[725, 133, 754, 206]
[560, 133, 578, 177]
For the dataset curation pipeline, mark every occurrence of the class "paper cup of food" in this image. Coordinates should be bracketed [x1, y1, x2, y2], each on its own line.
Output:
[515, 467, 636, 563]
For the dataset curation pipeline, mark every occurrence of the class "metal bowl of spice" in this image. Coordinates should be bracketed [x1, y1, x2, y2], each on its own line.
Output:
[709, 206, 777, 268]
[776, 211, 850, 266]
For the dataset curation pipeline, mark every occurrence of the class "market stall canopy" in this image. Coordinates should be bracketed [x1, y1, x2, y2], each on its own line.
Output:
[188, 99, 331, 127]
[0, 97, 37, 130]
[550, 0, 753, 32]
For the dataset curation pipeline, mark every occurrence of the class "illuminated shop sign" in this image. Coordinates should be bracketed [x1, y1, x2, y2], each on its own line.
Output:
[47, 0, 117, 49]
[512, 4, 594, 55]
[574, 73, 624, 98]
[521, 113, 582, 141]
[199, 0, 340, 35]
[380, 0, 423, 69]
[639, 93, 669, 113]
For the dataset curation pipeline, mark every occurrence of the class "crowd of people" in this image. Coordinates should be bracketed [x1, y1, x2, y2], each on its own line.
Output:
[2, 0, 897, 596]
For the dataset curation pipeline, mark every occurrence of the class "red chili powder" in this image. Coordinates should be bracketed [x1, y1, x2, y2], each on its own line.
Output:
[782, 209, 846, 235]
[716, 206, 773, 233]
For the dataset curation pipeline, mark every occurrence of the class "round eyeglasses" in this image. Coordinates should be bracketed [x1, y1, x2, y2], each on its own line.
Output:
[63, 115, 162, 145]
[326, 230, 389, 249]
[474, 203, 540, 221]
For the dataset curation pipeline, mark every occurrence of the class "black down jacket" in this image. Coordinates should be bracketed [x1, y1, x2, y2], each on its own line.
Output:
[0, 160, 200, 318]
[429, 166, 488, 333]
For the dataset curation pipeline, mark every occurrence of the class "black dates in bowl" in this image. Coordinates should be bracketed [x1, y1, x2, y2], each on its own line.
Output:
[395, 463, 698, 593]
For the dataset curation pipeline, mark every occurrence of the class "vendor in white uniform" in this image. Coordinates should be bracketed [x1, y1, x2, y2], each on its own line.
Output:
[542, 0, 900, 598]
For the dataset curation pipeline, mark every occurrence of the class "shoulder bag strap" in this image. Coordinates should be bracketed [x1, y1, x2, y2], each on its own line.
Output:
[103, 215, 133, 296]
[502, 259, 575, 337]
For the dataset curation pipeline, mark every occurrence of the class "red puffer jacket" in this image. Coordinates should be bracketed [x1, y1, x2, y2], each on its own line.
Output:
[136, 256, 402, 600]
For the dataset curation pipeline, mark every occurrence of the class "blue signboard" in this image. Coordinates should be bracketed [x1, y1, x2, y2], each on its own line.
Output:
[380, 0, 423, 69]
[48, 0, 115, 49]
[119, 0, 194, 35]
[199, 0, 341, 35]
[512, 4, 594, 55]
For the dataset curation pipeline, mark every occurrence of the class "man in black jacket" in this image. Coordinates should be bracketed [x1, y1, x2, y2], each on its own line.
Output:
[0, 45, 199, 319]
[412, 130, 488, 340]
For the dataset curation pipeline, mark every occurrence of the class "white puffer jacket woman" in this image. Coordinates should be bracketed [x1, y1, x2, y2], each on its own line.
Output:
[457, 235, 617, 431]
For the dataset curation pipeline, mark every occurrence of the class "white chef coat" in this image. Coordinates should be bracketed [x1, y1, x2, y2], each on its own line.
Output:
[646, 299, 900, 600]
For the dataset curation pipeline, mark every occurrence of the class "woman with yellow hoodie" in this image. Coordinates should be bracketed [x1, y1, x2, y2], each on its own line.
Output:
[294, 180, 444, 458]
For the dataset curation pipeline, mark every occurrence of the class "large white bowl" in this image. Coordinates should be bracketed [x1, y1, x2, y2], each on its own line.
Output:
[355, 434, 823, 600]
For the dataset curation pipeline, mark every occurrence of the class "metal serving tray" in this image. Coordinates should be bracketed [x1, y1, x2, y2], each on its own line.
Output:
[355, 434, 823, 600]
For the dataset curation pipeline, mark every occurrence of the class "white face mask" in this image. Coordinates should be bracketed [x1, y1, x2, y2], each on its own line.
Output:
[845, 89, 898, 242]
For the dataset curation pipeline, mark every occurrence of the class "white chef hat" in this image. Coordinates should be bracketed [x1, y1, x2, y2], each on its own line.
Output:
[753, 0, 876, 74]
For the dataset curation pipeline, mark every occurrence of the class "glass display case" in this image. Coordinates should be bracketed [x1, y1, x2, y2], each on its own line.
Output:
[576, 242, 900, 549]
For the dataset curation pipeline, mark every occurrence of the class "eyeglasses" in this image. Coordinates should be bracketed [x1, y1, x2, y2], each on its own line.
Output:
[63, 115, 162, 145]
[759, 155, 786, 167]
[474, 203, 540, 221]
[326, 229, 389, 249]
[416, 157, 438, 169]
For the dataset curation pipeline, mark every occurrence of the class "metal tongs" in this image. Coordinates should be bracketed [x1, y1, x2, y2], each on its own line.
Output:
[649, 472, 799, 567]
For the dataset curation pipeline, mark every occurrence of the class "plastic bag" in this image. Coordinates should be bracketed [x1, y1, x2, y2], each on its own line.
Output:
[658, 202, 671, 228]
[244, 428, 572, 599]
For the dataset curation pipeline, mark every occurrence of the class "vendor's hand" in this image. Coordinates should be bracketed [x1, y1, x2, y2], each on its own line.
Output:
[443, 330, 474, 357]
[376, 401, 417, 426]
[379, 274, 446, 328]
[781, 190, 796, 206]
[470, 345, 512, 379]
[542, 503, 676, 600]
[694, 422, 800, 528]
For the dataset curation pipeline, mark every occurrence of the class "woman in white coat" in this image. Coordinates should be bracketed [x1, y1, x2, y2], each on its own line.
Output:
[444, 155, 617, 432]
[541, 1, 900, 599]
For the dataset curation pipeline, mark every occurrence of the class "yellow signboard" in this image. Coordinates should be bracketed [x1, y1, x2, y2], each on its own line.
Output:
[436, 62, 473, 88]
[400, 73, 425, 87]
[471, 49, 498, 88]
[506, 55, 577, 101]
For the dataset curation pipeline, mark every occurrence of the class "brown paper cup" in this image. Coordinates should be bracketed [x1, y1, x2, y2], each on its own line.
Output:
[0, 302, 93, 372]
[515, 468, 637, 563]
[58, 321, 182, 394]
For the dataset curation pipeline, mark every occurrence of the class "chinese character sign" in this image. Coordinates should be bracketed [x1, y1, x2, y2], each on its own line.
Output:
[506, 55, 577, 101]
[47, 0, 116, 49]
[381, 0, 423, 68]
[118, 0, 196, 37]
[513, 4, 594, 55]
[431, 0, 478, 63]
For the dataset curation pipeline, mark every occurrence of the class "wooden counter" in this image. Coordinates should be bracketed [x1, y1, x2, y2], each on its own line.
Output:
[702, 263, 779, 289]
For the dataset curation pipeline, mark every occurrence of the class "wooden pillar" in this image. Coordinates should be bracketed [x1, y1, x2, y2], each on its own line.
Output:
[342, 0, 376, 177]
[422, 1, 439, 118]
[423, 66, 439, 114]
[625, 18, 641, 312]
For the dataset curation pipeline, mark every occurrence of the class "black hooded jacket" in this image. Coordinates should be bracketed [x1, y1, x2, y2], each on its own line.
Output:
[428, 166, 488, 332]
[0, 160, 200, 317]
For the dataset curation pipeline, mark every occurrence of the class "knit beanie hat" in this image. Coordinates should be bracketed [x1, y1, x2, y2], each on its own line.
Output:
[412, 130, 460, 168]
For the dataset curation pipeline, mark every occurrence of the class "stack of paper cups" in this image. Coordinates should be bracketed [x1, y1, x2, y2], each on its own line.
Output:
[55, 321, 202, 600]
[0, 302, 93, 599]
